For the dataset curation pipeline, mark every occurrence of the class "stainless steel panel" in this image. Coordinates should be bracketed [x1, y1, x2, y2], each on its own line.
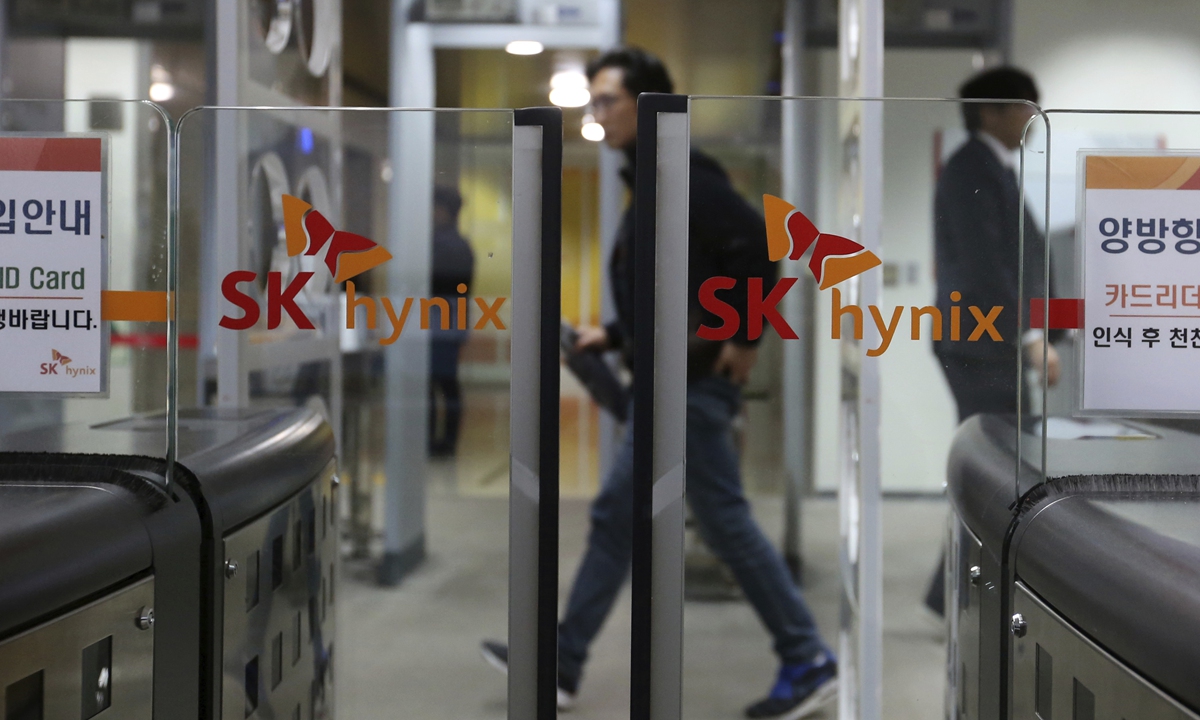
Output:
[651, 109, 690, 720]
[947, 516, 982, 720]
[508, 121, 542, 720]
[1012, 581, 1199, 720]
[0, 576, 155, 720]
[222, 464, 338, 720]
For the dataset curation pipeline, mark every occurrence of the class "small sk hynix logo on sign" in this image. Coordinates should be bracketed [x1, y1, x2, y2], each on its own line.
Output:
[39, 349, 69, 375]
[41, 348, 95, 376]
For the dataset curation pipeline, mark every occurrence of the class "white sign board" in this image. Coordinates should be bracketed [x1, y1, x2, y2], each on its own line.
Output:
[0, 136, 106, 394]
[1081, 152, 1200, 413]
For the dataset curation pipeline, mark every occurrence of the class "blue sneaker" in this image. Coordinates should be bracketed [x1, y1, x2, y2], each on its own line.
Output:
[744, 653, 838, 719]
[480, 640, 579, 711]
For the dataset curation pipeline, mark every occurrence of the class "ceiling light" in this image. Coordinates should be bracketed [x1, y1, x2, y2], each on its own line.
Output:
[582, 122, 605, 142]
[549, 69, 589, 107]
[550, 87, 590, 108]
[149, 82, 175, 102]
[506, 40, 544, 55]
[550, 70, 587, 89]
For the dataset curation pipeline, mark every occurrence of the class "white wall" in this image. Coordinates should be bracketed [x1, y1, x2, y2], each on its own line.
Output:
[1014, 0, 1200, 112]
[63, 38, 143, 428]
[810, 50, 978, 492]
[64, 39, 141, 296]
[807, 0, 1200, 491]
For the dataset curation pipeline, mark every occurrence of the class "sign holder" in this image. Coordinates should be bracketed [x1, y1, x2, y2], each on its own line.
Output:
[1074, 149, 1200, 416]
[0, 134, 109, 396]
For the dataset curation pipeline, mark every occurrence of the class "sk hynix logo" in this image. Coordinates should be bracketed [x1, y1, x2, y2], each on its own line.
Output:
[221, 195, 393, 331]
[698, 195, 882, 342]
[221, 195, 507, 343]
[698, 194, 1005, 356]
[41, 348, 95, 377]
[283, 194, 393, 283]
[762, 194, 882, 288]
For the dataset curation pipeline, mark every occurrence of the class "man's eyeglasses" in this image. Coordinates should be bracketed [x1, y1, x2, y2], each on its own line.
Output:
[589, 93, 628, 113]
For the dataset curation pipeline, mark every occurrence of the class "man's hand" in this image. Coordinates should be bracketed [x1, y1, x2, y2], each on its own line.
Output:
[574, 325, 609, 352]
[714, 343, 759, 385]
[1025, 338, 1061, 387]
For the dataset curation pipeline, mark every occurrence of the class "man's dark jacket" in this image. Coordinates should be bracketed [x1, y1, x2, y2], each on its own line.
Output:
[431, 223, 474, 297]
[933, 135, 1053, 362]
[605, 150, 776, 381]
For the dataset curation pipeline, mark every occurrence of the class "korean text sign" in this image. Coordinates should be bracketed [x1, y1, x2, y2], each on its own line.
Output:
[1081, 153, 1200, 413]
[0, 136, 105, 393]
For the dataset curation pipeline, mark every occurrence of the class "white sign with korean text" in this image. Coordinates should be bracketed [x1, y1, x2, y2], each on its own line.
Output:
[1081, 153, 1200, 413]
[0, 136, 105, 393]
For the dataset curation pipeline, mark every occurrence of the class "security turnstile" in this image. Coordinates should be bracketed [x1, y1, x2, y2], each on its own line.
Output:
[947, 415, 1200, 720]
[0, 459, 199, 720]
[0, 406, 335, 720]
[0, 98, 563, 720]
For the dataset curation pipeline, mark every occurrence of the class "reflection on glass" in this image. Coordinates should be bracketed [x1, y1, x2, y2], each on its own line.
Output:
[678, 95, 1048, 719]
[177, 108, 517, 717]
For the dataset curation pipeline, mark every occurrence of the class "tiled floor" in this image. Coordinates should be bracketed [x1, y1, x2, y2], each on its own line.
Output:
[336, 490, 948, 719]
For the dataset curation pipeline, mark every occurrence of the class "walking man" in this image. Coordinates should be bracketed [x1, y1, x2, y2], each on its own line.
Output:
[484, 47, 836, 720]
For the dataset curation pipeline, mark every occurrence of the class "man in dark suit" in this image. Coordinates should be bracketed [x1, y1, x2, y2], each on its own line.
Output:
[926, 67, 1061, 615]
[934, 67, 1060, 423]
[428, 186, 474, 457]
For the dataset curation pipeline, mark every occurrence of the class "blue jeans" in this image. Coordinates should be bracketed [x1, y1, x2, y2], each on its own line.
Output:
[557, 375, 827, 685]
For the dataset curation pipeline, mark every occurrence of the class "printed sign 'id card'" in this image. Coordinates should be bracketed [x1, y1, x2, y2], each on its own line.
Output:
[1081, 153, 1200, 413]
[0, 136, 106, 393]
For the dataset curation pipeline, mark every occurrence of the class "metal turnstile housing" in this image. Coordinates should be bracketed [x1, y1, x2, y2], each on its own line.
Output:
[0, 406, 336, 720]
[947, 415, 1200, 720]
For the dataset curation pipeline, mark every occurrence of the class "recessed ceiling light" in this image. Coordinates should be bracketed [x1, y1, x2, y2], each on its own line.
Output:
[550, 87, 590, 108]
[550, 70, 587, 90]
[506, 40, 544, 56]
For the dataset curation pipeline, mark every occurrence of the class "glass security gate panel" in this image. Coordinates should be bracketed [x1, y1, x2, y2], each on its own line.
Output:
[632, 95, 1047, 720]
[0, 99, 176, 720]
[1007, 110, 1200, 720]
[0, 100, 173, 461]
[176, 106, 561, 720]
[1026, 110, 1200, 424]
[4, 95, 1194, 720]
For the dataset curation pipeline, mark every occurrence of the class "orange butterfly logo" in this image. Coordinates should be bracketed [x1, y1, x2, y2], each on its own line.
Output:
[282, 195, 393, 283]
[52, 349, 71, 365]
[763, 195, 881, 290]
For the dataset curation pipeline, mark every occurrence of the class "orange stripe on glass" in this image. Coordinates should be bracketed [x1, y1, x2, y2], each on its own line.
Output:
[101, 290, 169, 322]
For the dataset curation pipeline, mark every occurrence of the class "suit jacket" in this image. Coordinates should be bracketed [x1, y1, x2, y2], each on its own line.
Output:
[431, 224, 474, 297]
[933, 136, 1052, 361]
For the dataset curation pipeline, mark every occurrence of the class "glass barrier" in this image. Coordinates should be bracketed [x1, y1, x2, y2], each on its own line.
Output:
[1010, 109, 1200, 720]
[625, 95, 1046, 720]
[1030, 109, 1200, 429]
[176, 105, 561, 719]
[0, 99, 174, 462]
